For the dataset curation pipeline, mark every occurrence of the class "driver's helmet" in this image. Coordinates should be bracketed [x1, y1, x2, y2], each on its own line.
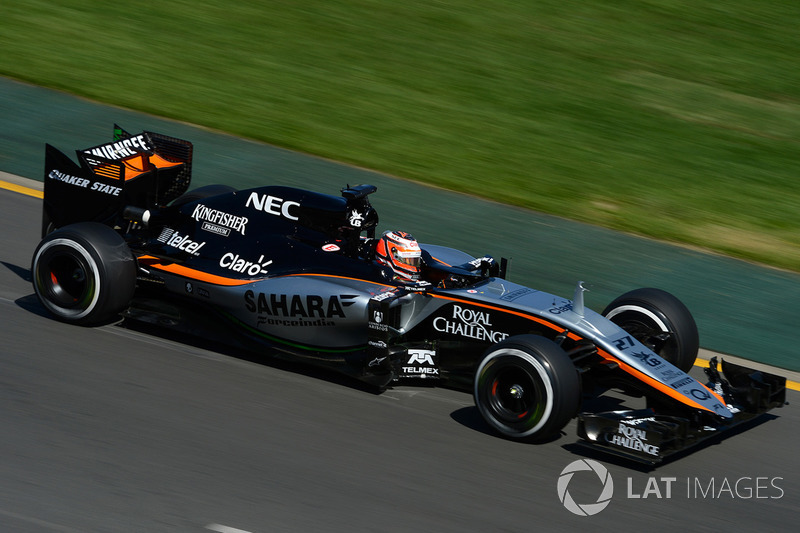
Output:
[375, 231, 422, 281]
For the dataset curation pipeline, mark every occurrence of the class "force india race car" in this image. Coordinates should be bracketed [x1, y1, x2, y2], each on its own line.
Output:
[31, 126, 787, 464]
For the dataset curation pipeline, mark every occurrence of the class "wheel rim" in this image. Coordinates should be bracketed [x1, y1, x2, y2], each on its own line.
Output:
[34, 240, 100, 319]
[45, 253, 93, 307]
[489, 365, 544, 424]
[477, 352, 551, 435]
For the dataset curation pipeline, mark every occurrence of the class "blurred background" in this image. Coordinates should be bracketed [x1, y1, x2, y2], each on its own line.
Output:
[2, 0, 798, 270]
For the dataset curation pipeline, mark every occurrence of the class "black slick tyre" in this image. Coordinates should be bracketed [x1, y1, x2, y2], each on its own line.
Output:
[31, 222, 136, 325]
[474, 335, 581, 441]
[602, 288, 699, 373]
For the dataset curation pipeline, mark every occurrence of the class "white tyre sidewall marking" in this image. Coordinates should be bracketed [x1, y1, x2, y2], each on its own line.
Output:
[475, 347, 554, 437]
[34, 238, 101, 320]
[605, 304, 669, 332]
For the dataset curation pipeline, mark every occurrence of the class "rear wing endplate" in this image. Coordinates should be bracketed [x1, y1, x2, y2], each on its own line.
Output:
[42, 125, 192, 235]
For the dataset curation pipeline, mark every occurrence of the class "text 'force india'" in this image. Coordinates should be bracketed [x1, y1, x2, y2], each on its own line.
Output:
[31, 127, 787, 464]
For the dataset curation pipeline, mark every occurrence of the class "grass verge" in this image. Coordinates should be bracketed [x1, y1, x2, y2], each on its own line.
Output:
[1, 0, 798, 270]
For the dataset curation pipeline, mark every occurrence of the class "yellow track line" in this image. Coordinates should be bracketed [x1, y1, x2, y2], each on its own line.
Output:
[0, 179, 43, 199]
[2, 178, 798, 392]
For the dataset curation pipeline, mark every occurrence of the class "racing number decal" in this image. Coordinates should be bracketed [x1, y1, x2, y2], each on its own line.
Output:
[613, 335, 635, 351]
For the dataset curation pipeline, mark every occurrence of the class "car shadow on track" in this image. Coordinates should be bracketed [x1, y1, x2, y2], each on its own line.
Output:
[1, 261, 32, 282]
[15, 293, 51, 319]
[15, 290, 386, 396]
[119, 315, 392, 396]
[16, 285, 785, 470]
[449, 402, 600, 446]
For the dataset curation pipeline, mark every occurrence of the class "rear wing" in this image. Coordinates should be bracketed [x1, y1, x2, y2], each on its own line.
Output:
[43, 125, 192, 236]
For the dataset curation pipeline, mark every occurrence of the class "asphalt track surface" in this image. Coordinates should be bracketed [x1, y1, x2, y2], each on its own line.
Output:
[1, 184, 798, 532]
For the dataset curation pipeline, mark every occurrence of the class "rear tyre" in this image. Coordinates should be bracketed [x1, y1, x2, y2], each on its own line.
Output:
[474, 335, 581, 441]
[171, 184, 236, 207]
[31, 222, 136, 325]
[602, 288, 699, 372]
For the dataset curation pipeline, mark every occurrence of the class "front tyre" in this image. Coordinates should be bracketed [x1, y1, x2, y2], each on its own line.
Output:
[474, 335, 581, 441]
[602, 288, 699, 373]
[32, 222, 136, 325]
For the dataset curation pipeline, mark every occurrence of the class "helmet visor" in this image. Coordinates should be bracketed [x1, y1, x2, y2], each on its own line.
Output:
[393, 250, 421, 269]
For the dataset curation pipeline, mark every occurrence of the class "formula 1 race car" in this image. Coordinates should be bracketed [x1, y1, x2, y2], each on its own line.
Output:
[31, 126, 787, 464]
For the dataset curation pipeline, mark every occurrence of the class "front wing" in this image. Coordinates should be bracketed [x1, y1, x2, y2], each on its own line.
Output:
[575, 357, 787, 464]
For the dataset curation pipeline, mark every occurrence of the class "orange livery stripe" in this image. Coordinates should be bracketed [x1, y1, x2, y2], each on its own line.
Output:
[138, 256, 255, 286]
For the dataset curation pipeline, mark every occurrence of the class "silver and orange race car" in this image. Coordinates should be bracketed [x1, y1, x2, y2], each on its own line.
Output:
[31, 126, 787, 464]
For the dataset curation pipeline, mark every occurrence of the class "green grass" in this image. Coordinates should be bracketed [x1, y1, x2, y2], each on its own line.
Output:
[2, 0, 799, 270]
